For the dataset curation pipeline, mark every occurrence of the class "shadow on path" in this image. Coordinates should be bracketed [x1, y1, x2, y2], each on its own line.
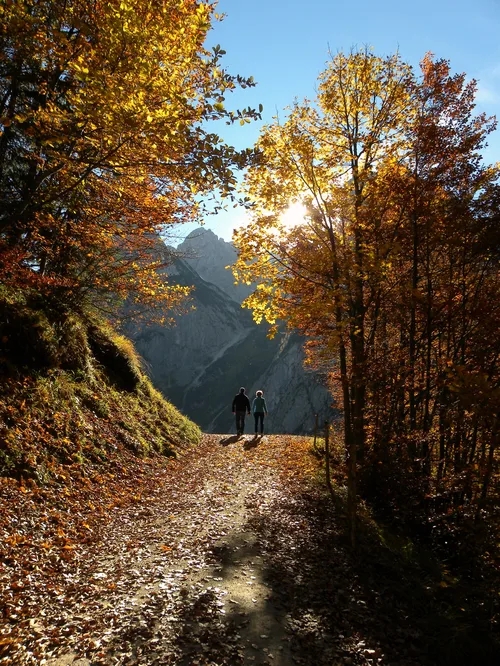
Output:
[219, 434, 264, 450]
[243, 435, 262, 450]
[219, 435, 240, 445]
[237, 485, 500, 666]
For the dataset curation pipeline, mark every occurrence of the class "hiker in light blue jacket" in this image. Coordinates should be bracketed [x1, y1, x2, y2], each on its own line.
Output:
[252, 390, 268, 435]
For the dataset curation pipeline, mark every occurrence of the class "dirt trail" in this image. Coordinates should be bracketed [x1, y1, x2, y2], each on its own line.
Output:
[39, 434, 298, 666]
[5, 434, 469, 666]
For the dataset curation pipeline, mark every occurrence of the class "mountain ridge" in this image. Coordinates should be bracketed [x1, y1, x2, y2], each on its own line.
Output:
[175, 227, 252, 303]
[128, 230, 336, 434]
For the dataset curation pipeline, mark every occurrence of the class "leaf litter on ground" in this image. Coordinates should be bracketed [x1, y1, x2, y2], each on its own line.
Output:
[1, 434, 497, 665]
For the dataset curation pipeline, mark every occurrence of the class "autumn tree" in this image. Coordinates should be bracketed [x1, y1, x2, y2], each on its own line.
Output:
[376, 56, 500, 529]
[233, 49, 500, 545]
[0, 0, 259, 317]
[233, 49, 416, 542]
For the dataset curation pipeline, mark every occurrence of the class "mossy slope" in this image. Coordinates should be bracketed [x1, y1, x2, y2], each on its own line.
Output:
[0, 288, 201, 482]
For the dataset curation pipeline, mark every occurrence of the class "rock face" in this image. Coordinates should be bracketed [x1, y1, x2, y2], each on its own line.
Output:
[176, 228, 252, 303]
[128, 230, 336, 434]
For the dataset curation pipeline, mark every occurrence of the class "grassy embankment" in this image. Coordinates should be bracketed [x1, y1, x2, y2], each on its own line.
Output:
[0, 286, 201, 579]
[0, 287, 200, 480]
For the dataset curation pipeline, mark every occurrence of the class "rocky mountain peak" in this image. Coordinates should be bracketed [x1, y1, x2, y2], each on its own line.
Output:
[127, 227, 336, 434]
[176, 227, 251, 303]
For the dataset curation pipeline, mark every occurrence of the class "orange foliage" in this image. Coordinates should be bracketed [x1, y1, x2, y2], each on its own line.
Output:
[0, 0, 259, 316]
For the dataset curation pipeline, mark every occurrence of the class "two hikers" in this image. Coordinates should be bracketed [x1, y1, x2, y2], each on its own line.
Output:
[232, 387, 268, 436]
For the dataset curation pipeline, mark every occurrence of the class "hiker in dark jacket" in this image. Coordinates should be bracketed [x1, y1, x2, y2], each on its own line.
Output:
[232, 387, 251, 436]
[252, 390, 268, 434]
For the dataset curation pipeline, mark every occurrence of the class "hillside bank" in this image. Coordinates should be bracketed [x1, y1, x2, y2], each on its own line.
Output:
[0, 290, 203, 665]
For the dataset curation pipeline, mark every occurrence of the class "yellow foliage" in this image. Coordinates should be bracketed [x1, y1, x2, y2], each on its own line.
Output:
[0, 0, 260, 317]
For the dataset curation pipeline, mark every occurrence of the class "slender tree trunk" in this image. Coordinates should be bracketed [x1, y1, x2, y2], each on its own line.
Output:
[338, 332, 357, 549]
[437, 387, 448, 482]
[325, 219, 358, 546]
[422, 250, 433, 478]
[475, 418, 499, 522]
[313, 413, 319, 453]
[408, 212, 419, 457]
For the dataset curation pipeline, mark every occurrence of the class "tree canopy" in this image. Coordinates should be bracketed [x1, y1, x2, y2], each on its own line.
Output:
[0, 0, 259, 316]
[233, 48, 500, 543]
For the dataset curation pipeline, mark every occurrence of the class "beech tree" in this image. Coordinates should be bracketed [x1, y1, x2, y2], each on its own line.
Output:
[233, 49, 500, 543]
[375, 56, 500, 526]
[0, 0, 259, 315]
[233, 49, 416, 541]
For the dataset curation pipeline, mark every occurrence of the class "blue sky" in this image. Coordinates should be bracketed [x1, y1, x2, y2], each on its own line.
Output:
[177, 0, 500, 243]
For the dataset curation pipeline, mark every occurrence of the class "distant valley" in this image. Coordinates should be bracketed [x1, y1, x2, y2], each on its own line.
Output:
[126, 229, 336, 434]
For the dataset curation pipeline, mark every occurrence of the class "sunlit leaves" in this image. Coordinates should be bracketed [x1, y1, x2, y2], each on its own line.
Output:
[232, 48, 500, 539]
[0, 0, 261, 317]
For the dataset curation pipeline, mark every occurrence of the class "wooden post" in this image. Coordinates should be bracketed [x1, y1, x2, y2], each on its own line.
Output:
[313, 413, 319, 452]
[325, 420, 334, 497]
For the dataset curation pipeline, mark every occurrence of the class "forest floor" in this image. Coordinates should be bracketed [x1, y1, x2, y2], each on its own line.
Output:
[1, 434, 498, 666]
